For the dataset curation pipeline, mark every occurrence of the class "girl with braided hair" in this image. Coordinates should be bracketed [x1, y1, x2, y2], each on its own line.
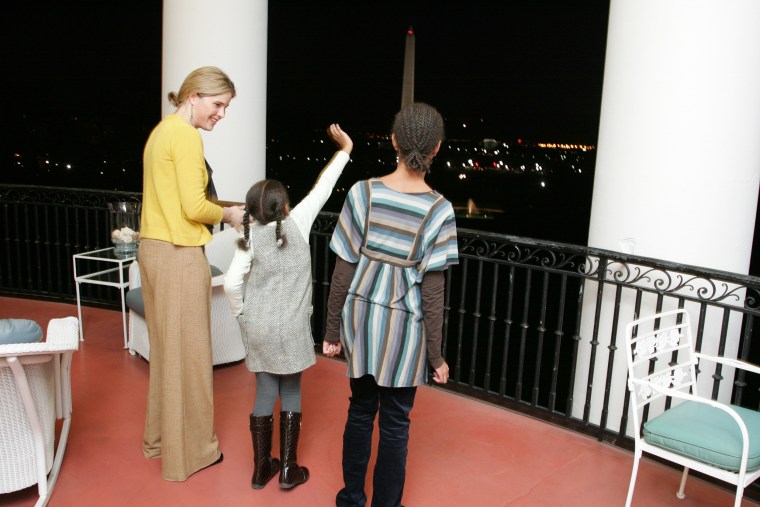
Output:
[323, 103, 459, 507]
[224, 123, 352, 491]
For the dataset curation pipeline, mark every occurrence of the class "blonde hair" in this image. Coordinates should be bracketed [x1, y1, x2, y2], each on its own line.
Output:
[167, 66, 236, 107]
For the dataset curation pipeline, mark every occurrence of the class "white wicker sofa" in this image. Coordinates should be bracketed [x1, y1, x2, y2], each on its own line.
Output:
[127, 227, 246, 365]
[0, 317, 79, 507]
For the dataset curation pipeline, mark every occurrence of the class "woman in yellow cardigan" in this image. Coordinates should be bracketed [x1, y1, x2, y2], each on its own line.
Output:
[139, 66, 244, 482]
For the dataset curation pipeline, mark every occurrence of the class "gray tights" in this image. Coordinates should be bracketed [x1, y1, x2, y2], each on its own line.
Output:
[253, 371, 302, 416]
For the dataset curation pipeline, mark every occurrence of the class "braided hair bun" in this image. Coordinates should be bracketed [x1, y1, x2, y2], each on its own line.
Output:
[392, 103, 444, 174]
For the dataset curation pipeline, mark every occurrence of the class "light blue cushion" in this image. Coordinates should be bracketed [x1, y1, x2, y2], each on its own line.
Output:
[126, 288, 144, 317]
[0, 319, 43, 345]
[643, 400, 760, 472]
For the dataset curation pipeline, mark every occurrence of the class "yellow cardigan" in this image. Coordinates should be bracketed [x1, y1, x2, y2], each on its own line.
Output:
[141, 114, 224, 246]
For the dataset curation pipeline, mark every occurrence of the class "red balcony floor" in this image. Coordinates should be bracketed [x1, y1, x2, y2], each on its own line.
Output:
[1, 296, 754, 506]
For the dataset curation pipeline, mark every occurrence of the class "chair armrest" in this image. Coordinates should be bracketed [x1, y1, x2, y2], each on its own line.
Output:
[129, 260, 142, 289]
[694, 352, 760, 376]
[0, 317, 79, 360]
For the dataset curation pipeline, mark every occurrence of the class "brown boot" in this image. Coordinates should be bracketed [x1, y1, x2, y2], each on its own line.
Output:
[250, 414, 279, 489]
[279, 411, 309, 489]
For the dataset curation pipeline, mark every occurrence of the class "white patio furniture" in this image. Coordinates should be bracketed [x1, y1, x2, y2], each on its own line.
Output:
[0, 316, 79, 507]
[624, 309, 760, 507]
[127, 227, 246, 365]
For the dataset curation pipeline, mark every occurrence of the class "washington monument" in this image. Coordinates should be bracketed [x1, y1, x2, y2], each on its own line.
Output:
[401, 26, 415, 108]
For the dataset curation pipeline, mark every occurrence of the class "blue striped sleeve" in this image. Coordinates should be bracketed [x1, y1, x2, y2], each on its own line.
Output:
[329, 181, 368, 263]
[421, 200, 459, 272]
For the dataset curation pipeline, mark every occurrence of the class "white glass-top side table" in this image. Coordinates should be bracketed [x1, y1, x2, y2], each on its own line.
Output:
[72, 247, 136, 348]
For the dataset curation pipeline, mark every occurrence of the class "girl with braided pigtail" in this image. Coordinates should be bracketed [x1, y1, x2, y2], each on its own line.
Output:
[323, 103, 459, 507]
[224, 123, 353, 492]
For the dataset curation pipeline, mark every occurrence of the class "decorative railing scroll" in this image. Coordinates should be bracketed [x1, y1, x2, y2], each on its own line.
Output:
[604, 261, 755, 310]
[458, 228, 760, 314]
[1, 185, 140, 208]
[458, 233, 598, 276]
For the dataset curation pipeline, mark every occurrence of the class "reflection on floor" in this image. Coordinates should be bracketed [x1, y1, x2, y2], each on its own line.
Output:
[0, 296, 752, 506]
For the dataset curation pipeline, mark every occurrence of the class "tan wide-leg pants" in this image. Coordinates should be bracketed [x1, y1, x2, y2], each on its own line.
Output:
[138, 239, 220, 481]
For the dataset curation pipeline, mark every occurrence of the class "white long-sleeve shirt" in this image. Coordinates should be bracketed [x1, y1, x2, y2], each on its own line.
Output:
[223, 150, 350, 316]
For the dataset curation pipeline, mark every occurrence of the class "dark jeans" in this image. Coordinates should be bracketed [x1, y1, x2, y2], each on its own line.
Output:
[336, 374, 417, 507]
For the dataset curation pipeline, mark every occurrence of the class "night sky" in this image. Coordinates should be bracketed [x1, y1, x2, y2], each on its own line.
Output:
[5, 1, 163, 173]
[5, 2, 162, 118]
[267, 1, 610, 142]
[5, 1, 609, 153]
[0, 0, 609, 196]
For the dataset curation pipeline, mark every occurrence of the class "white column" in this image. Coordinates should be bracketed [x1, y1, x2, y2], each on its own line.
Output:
[573, 0, 760, 428]
[589, 0, 760, 270]
[162, 0, 267, 203]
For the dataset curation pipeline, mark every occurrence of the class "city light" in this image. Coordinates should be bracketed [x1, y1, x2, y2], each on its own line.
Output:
[536, 142, 595, 150]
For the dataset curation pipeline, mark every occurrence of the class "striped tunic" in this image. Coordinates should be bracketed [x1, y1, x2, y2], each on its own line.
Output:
[330, 178, 459, 387]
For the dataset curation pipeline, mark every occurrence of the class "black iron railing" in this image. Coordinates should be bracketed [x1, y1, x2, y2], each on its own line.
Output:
[1, 185, 141, 305]
[4, 184, 760, 494]
[296, 204, 760, 458]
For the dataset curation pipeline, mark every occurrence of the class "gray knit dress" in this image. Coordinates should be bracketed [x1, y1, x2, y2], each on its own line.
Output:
[239, 218, 316, 374]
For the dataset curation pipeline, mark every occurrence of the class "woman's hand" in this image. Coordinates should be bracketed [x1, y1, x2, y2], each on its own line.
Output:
[327, 123, 353, 155]
[223, 205, 245, 229]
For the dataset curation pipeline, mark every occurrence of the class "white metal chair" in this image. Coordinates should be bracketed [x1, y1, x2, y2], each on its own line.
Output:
[127, 227, 246, 365]
[624, 309, 760, 507]
[0, 317, 79, 507]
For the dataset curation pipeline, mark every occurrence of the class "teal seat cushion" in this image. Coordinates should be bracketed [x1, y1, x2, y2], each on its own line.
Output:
[210, 264, 223, 277]
[643, 400, 760, 472]
[126, 288, 144, 317]
[0, 319, 43, 345]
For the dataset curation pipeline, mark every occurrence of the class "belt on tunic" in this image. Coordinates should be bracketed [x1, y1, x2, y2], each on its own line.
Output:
[359, 246, 420, 268]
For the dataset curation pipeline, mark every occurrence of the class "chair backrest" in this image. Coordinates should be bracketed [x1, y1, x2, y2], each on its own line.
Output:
[625, 309, 699, 433]
[205, 226, 241, 273]
[128, 228, 238, 288]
